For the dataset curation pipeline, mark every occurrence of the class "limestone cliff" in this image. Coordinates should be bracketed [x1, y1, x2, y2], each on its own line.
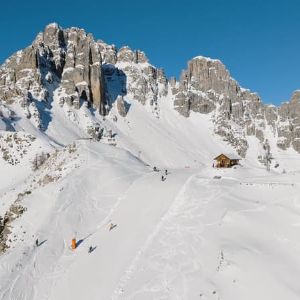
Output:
[172, 56, 300, 156]
[1, 23, 300, 157]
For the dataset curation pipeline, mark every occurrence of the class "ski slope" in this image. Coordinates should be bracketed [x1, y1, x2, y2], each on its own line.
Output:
[104, 93, 234, 169]
[50, 168, 195, 300]
[2, 88, 300, 299]
[1, 140, 300, 300]
[114, 169, 300, 300]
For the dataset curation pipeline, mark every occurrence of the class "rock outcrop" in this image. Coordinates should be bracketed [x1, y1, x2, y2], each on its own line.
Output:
[277, 91, 300, 151]
[0, 23, 168, 121]
[0, 23, 107, 115]
[172, 56, 300, 156]
[1, 23, 300, 156]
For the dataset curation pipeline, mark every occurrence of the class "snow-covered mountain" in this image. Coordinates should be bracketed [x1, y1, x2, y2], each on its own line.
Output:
[1, 23, 300, 160]
[1, 23, 300, 300]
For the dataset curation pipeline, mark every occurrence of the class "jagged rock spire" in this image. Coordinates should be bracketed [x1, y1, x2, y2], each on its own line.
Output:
[1, 23, 300, 155]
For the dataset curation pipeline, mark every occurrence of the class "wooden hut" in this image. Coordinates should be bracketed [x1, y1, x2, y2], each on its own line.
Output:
[213, 153, 240, 168]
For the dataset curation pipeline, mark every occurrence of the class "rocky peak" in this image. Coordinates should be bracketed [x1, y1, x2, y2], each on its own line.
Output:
[40, 23, 65, 47]
[277, 91, 300, 152]
[290, 90, 300, 104]
[135, 50, 148, 63]
[1, 23, 300, 158]
[0, 22, 169, 131]
[117, 46, 135, 63]
[116, 46, 148, 64]
[171, 54, 300, 156]
[0, 23, 107, 115]
[173, 55, 272, 156]
[179, 56, 239, 98]
[98, 41, 117, 64]
[174, 56, 237, 118]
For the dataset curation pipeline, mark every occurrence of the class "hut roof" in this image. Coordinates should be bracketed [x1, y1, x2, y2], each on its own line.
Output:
[214, 153, 241, 160]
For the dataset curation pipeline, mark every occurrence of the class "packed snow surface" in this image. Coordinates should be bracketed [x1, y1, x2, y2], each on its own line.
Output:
[0, 138, 300, 299]
[1, 90, 300, 300]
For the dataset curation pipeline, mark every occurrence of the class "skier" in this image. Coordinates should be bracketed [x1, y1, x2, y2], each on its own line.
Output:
[35, 239, 39, 247]
[165, 169, 168, 176]
[109, 223, 117, 231]
[71, 238, 77, 250]
[161, 175, 165, 181]
[88, 246, 93, 253]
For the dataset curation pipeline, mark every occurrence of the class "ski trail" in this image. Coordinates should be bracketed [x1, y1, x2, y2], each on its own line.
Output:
[0, 148, 144, 300]
[111, 175, 227, 299]
[111, 173, 202, 299]
[48, 169, 195, 300]
[36, 179, 140, 299]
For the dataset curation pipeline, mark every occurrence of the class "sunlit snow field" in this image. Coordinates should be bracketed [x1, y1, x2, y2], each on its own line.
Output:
[1, 93, 300, 300]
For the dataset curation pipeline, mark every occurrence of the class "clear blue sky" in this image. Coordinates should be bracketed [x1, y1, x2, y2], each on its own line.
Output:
[1, 0, 300, 105]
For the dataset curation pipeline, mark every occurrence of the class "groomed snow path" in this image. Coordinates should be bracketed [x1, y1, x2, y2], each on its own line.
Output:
[49, 169, 195, 300]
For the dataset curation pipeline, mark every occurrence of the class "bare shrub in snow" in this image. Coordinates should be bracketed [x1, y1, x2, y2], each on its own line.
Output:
[31, 152, 49, 171]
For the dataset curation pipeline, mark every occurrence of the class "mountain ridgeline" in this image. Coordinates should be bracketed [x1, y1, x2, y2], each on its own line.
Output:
[0, 23, 300, 158]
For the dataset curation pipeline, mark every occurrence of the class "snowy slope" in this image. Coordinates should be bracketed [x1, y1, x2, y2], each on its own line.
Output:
[1, 86, 300, 300]
[1, 139, 300, 300]
[1, 80, 300, 299]
[104, 93, 237, 169]
[0, 141, 146, 299]
[114, 168, 300, 300]
[1, 23, 300, 300]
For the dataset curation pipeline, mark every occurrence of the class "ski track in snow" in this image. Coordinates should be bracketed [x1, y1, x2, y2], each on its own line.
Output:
[2, 162, 300, 300]
[0, 143, 144, 300]
[46, 168, 196, 300]
[111, 174, 224, 300]
[108, 173, 300, 300]
[1, 91, 300, 300]
[111, 173, 211, 299]
[40, 161, 146, 299]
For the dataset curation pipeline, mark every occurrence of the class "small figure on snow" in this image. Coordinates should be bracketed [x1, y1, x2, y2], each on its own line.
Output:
[71, 238, 77, 250]
[35, 239, 39, 247]
[161, 175, 165, 181]
[153, 166, 158, 172]
[88, 246, 93, 253]
[165, 169, 168, 176]
[109, 223, 117, 231]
